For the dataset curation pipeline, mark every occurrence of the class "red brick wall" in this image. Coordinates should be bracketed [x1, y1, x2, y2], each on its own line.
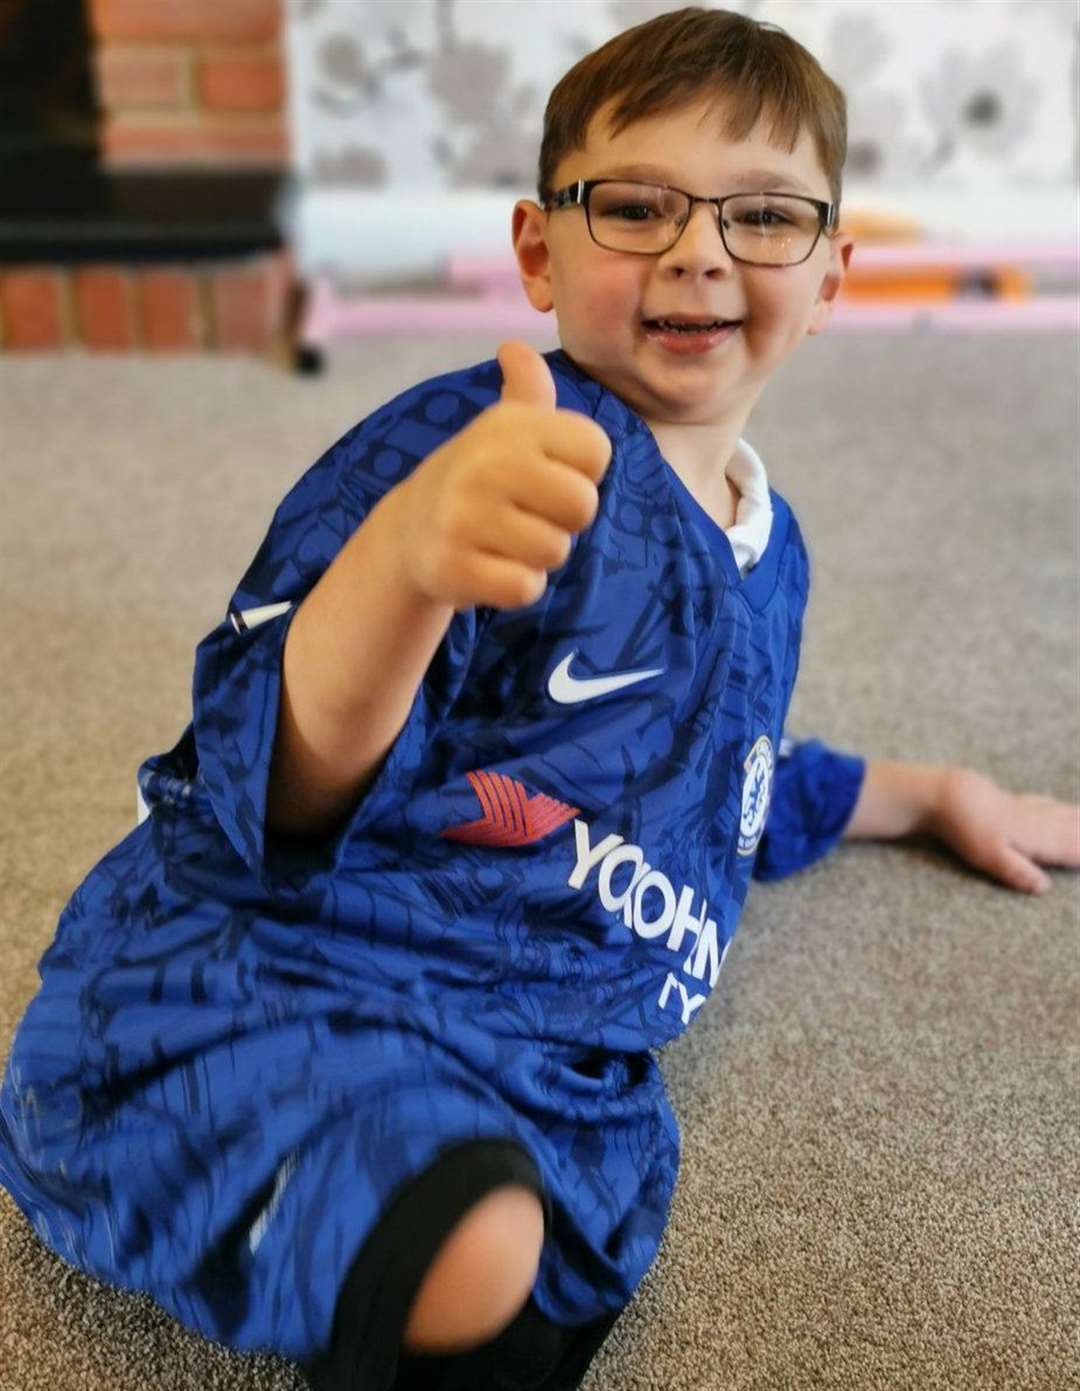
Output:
[0, 0, 293, 355]
[88, 0, 288, 168]
[0, 254, 295, 353]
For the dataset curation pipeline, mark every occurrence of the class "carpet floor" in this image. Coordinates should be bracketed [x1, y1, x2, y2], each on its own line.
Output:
[1, 330, 1077, 1390]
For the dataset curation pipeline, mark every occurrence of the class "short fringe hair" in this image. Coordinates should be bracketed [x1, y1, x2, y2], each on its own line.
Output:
[538, 6, 848, 210]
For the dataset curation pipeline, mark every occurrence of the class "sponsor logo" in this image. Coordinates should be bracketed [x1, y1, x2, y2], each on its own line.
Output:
[568, 818, 730, 1026]
[439, 732, 773, 1024]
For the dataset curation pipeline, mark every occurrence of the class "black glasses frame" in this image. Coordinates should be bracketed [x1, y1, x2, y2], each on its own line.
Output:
[540, 178, 838, 266]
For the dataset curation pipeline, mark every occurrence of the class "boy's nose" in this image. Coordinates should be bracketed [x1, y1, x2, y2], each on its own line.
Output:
[661, 200, 736, 271]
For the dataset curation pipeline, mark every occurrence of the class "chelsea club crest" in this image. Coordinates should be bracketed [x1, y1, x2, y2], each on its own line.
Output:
[738, 734, 775, 856]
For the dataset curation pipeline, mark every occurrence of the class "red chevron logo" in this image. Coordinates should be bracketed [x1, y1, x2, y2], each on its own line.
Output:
[441, 770, 580, 847]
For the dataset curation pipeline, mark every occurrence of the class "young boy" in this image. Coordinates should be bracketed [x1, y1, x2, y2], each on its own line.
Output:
[1, 8, 1076, 1391]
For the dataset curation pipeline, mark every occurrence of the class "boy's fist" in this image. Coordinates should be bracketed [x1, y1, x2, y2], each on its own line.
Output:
[393, 341, 612, 611]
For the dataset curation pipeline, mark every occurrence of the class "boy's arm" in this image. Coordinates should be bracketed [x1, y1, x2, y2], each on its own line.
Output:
[266, 341, 610, 840]
[266, 486, 453, 837]
[842, 759, 1080, 896]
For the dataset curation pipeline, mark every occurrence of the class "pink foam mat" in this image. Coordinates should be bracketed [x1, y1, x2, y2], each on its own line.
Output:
[299, 238, 1078, 349]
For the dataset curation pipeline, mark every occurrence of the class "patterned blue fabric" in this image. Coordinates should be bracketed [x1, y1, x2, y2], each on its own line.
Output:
[0, 348, 864, 1364]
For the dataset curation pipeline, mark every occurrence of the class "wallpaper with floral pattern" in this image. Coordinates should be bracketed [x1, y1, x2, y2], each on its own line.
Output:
[283, 0, 1079, 197]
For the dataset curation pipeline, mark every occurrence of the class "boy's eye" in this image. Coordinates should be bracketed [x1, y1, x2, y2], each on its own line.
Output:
[606, 203, 660, 221]
[732, 208, 792, 229]
[590, 184, 675, 222]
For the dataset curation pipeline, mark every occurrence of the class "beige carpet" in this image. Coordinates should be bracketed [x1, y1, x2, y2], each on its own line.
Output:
[1, 330, 1077, 1391]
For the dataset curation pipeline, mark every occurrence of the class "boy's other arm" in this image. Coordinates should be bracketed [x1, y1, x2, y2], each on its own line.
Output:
[840, 758, 944, 841]
[842, 759, 1080, 895]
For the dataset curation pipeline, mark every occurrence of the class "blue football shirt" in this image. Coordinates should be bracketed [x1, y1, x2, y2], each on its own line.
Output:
[0, 348, 865, 1361]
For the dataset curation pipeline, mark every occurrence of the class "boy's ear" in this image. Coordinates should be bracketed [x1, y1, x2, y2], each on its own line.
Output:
[806, 231, 855, 336]
[511, 201, 555, 314]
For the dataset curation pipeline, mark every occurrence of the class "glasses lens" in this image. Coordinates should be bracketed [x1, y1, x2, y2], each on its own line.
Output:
[586, 183, 821, 265]
[587, 181, 690, 253]
[722, 194, 821, 265]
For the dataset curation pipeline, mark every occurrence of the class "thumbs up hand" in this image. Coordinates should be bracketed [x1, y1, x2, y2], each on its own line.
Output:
[393, 341, 612, 611]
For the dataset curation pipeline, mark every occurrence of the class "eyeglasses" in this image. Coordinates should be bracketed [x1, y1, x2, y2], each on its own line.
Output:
[541, 178, 837, 267]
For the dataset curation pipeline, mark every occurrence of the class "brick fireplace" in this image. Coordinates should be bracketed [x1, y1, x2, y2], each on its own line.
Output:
[0, 0, 295, 355]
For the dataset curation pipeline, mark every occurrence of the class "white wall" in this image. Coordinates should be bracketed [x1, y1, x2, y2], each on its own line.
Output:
[282, 0, 1079, 280]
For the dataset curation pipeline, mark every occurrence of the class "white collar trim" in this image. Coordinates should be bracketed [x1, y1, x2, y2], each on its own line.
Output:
[725, 437, 773, 574]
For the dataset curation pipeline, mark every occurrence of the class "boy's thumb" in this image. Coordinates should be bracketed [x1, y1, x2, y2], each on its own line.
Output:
[497, 340, 557, 411]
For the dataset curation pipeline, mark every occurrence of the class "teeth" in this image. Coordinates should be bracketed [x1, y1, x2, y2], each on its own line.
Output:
[654, 320, 726, 331]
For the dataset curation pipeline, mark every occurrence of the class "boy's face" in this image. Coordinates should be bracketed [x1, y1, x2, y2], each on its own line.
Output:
[512, 95, 854, 430]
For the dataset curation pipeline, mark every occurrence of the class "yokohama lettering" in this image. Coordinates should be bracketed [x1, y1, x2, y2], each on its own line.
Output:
[567, 819, 732, 1026]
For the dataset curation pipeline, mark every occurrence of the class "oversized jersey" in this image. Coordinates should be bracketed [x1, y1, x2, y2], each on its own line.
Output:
[0, 348, 865, 1364]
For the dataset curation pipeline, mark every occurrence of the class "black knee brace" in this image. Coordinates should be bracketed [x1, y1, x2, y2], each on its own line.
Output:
[394, 1295, 620, 1391]
[394, 1296, 567, 1390]
[301, 1138, 554, 1391]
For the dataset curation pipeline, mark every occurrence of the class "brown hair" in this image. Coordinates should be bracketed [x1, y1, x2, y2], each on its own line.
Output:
[538, 6, 847, 211]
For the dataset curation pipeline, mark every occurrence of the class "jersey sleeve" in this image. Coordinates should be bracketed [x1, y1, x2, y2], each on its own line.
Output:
[189, 390, 486, 891]
[751, 735, 866, 882]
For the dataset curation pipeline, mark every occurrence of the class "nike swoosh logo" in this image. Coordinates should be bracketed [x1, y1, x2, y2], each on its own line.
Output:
[548, 651, 664, 704]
